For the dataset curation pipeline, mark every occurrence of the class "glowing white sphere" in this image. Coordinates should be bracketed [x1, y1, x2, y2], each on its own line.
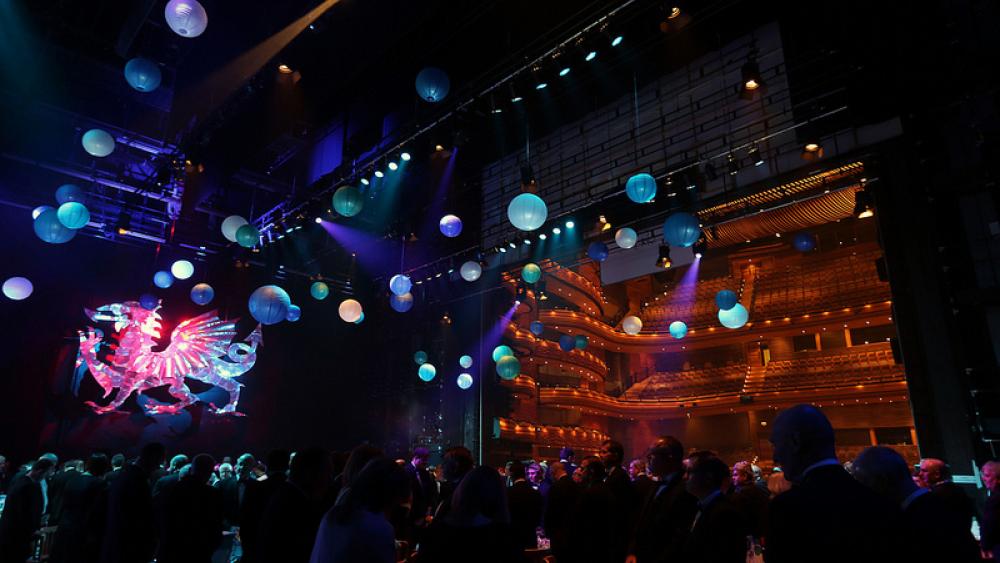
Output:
[165, 0, 208, 38]
[171, 260, 194, 280]
[3, 277, 33, 300]
[389, 274, 412, 296]
[460, 261, 482, 282]
[507, 193, 548, 231]
[221, 215, 248, 242]
[338, 298, 363, 323]
[622, 315, 643, 335]
[718, 303, 749, 329]
[615, 227, 638, 249]
[457, 373, 473, 390]
[459, 355, 473, 369]
[81, 129, 115, 157]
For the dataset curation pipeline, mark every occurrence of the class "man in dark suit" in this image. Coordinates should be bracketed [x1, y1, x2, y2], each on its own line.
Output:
[559, 447, 577, 478]
[100, 442, 164, 563]
[152, 454, 189, 498]
[626, 436, 698, 563]
[729, 460, 769, 541]
[543, 461, 578, 562]
[917, 458, 977, 530]
[566, 457, 617, 563]
[853, 446, 978, 562]
[629, 459, 653, 500]
[507, 461, 543, 549]
[766, 405, 905, 563]
[600, 439, 633, 561]
[50, 454, 111, 563]
[682, 454, 748, 563]
[155, 454, 224, 563]
[0, 457, 54, 563]
[404, 447, 437, 543]
[257, 447, 333, 563]
[239, 449, 289, 563]
[982, 461, 1000, 560]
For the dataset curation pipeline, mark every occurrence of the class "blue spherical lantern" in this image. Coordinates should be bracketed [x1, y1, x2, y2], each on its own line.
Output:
[415, 67, 450, 102]
[574, 335, 588, 350]
[507, 193, 548, 231]
[170, 259, 194, 280]
[190, 283, 214, 305]
[669, 320, 688, 339]
[460, 261, 482, 282]
[414, 350, 428, 365]
[389, 274, 412, 296]
[459, 355, 473, 369]
[235, 224, 260, 248]
[715, 290, 738, 311]
[33, 208, 76, 244]
[310, 281, 330, 300]
[2, 277, 33, 301]
[286, 305, 302, 322]
[626, 173, 657, 203]
[615, 227, 637, 249]
[492, 345, 514, 362]
[496, 356, 520, 380]
[332, 186, 364, 217]
[248, 285, 291, 325]
[521, 263, 542, 284]
[718, 303, 749, 329]
[139, 293, 159, 310]
[124, 57, 162, 92]
[559, 334, 575, 352]
[793, 232, 816, 252]
[529, 321, 544, 336]
[588, 242, 609, 262]
[153, 271, 174, 289]
[418, 363, 437, 382]
[55, 184, 84, 204]
[663, 212, 701, 248]
[56, 202, 90, 230]
[439, 214, 463, 238]
[81, 129, 115, 158]
[390, 292, 414, 313]
[456, 373, 473, 390]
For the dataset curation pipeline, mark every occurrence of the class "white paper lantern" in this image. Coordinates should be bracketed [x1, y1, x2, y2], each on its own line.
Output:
[165, 0, 208, 38]
[171, 260, 194, 280]
[615, 227, 638, 249]
[338, 299, 363, 323]
[221, 215, 248, 242]
[460, 261, 482, 282]
[622, 315, 643, 335]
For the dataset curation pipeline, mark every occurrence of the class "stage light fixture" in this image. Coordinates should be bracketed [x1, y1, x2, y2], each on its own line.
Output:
[748, 144, 764, 166]
[565, 220, 575, 229]
[435, 144, 445, 152]
[611, 35, 623, 47]
[278, 64, 293, 74]
[360, 177, 370, 186]
[524, 239, 532, 246]
[727, 153, 739, 176]
[693, 237, 708, 258]
[656, 244, 673, 269]
[684, 171, 698, 191]
[374, 170, 384, 178]
[388, 161, 398, 171]
[314, 217, 322, 224]
[509, 241, 517, 249]
[599, 215, 611, 231]
[801, 141, 824, 161]
[401, 152, 411, 161]
[539, 233, 547, 240]
[739, 56, 763, 100]
[537, 280, 549, 301]
[854, 189, 875, 219]
[552, 227, 561, 234]
[535, 82, 548, 90]
[585, 50, 597, 62]
[559, 67, 571, 77]
[499, 246, 507, 253]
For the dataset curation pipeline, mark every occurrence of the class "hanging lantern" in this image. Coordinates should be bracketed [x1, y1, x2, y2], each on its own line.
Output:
[418, 363, 437, 382]
[521, 263, 542, 284]
[164, 0, 208, 38]
[414, 351, 428, 365]
[529, 321, 544, 336]
[492, 345, 514, 362]
[170, 260, 194, 280]
[310, 281, 330, 300]
[56, 202, 90, 230]
[2, 277, 33, 301]
[33, 208, 76, 244]
[190, 283, 214, 305]
[459, 355, 473, 369]
[139, 293, 159, 310]
[622, 315, 643, 335]
[124, 57, 162, 92]
[626, 173, 657, 203]
[389, 274, 412, 296]
[55, 184, 84, 204]
[558, 334, 575, 352]
[507, 193, 548, 231]
[221, 215, 248, 242]
[439, 214, 463, 238]
[718, 303, 749, 329]
[457, 373, 473, 390]
[235, 224, 260, 248]
[286, 305, 302, 322]
[390, 292, 414, 313]
[153, 271, 174, 289]
[496, 356, 520, 380]
[587, 242, 609, 262]
[715, 290, 738, 311]
[615, 227, 637, 249]
[574, 335, 588, 350]
[460, 261, 482, 282]
[332, 186, 364, 217]
[415, 67, 450, 102]
[662, 212, 701, 248]
[793, 232, 816, 252]
[338, 298, 363, 323]
[81, 129, 115, 158]
[669, 321, 688, 339]
[249, 285, 291, 325]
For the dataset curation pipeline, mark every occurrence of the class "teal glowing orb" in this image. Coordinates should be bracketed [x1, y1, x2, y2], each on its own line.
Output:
[715, 290, 738, 311]
[418, 363, 437, 382]
[56, 202, 90, 230]
[575, 335, 588, 349]
[492, 345, 514, 362]
[33, 208, 76, 244]
[718, 303, 749, 329]
[669, 320, 688, 339]
[414, 351, 428, 365]
[310, 281, 330, 300]
[521, 263, 542, 284]
[663, 212, 701, 248]
[81, 129, 115, 158]
[235, 224, 260, 248]
[124, 57, 162, 92]
[496, 355, 520, 380]
[190, 283, 214, 305]
[332, 186, 364, 217]
[507, 193, 548, 231]
[457, 373, 473, 389]
[459, 355, 473, 369]
[626, 173, 656, 203]
[55, 184, 84, 204]
[248, 285, 291, 326]
[153, 271, 174, 289]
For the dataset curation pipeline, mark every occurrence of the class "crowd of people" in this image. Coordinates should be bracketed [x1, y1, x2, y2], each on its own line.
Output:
[0, 404, 997, 562]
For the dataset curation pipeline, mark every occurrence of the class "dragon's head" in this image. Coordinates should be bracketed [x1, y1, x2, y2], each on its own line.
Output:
[85, 301, 163, 338]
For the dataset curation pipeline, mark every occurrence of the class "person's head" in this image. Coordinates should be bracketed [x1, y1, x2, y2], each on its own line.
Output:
[138, 443, 166, 473]
[411, 447, 430, 470]
[600, 440, 624, 468]
[770, 405, 835, 482]
[30, 458, 55, 481]
[235, 453, 256, 478]
[447, 466, 509, 526]
[579, 456, 606, 486]
[526, 463, 542, 484]
[168, 454, 190, 473]
[342, 445, 384, 488]
[289, 447, 333, 498]
[732, 461, 755, 488]
[853, 446, 917, 504]
[685, 455, 729, 500]
[110, 453, 125, 470]
[559, 447, 575, 462]
[265, 449, 290, 476]
[628, 459, 647, 480]
[85, 453, 110, 477]
[334, 457, 410, 524]
[441, 446, 474, 483]
[217, 463, 234, 480]
[646, 436, 684, 478]
[508, 460, 526, 482]
[63, 459, 84, 472]
[549, 461, 567, 481]
[188, 454, 216, 485]
[917, 458, 948, 488]
[41, 452, 59, 467]
[982, 461, 1000, 492]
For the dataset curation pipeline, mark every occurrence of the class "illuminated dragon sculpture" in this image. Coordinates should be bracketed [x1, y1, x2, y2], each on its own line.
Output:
[76, 300, 262, 416]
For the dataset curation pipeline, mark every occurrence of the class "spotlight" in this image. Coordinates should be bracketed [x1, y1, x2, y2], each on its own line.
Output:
[727, 153, 739, 176]
[509, 241, 517, 249]
[388, 161, 398, 171]
[524, 239, 532, 246]
[559, 67, 571, 77]
[801, 141, 824, 161]
[659, 6, 691, 32]
[585, 50, 597, 62]
[552, 227, 561, 234]
[435, 144, 445, 152]
[565, 220, 575, 229]
[599, 215, 611, 231]
[656, 244, 673, 269]
[360, 177, 370, 186]
[374, 170, 384, 178]
[854, 189, 875, 219]
[401, 152, 411, 161]
[535, 82, 548, 90]
[499, 247, 507, 253]
[693, 237, 708, 259]
[511, 95, 524, 103]
[530, 65, 548, 90]
[611, 35, 623, 47]
[539, 233, 547, 240]
[683, 171, 698, 191]
[739, 57, 763, 100]
[314, 217, 322, 224]
[748, 144, 764, 166]
[278, 64, 293, 74]
[537, 280, 549, 301]
[491, 107, 503, 114]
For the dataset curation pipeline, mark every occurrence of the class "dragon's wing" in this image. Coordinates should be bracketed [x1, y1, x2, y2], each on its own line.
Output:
[134, 310, 238, 381]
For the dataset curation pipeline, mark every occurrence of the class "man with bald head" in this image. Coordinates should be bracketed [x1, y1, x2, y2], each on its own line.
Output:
[766, 405, 904, 563]
[917, 457, 976, 530]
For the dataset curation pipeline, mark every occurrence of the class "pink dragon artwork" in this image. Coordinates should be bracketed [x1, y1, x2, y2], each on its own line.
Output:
[75, 299, 262, 416]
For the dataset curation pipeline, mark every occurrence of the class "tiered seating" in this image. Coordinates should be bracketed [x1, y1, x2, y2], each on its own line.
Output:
[753, 248, 889, 318]
[641, 275, 738, 329]
[624, 364, 747, 399]
[761, 344, 904, 391]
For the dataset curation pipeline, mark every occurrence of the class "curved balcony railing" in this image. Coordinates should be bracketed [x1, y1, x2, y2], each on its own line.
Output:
[498, 374, 537, 397]
[496, 417, 610, 448]
[539, 259, 608, 317]
[506, 324, 608, 381]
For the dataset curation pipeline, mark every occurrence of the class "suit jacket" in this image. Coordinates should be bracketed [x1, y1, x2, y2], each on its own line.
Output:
[901, 489, 979, 563]
[629, 473, 699, 563]
[729, 483, 769, 539]
[404, 464, 437, 526]
[154, 477, 224, 563]
[50, 472, 108, 563]
[982, 492, 1000, 556]
[681, 493, 748, 563]
[566, 481, 618, 563]
[240, 472, 287, 563]
[257, 480, 331, 563]
[543, 476, 579, 561]
[507, 479, 543, 548]
[929, 481, 976, 529]
[605, 465, 635, 559]
[100, 464, 157, 563]
[0, 475, 44, 563]
[152, 472, 180, 498]
[765, 464, 905, 563]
